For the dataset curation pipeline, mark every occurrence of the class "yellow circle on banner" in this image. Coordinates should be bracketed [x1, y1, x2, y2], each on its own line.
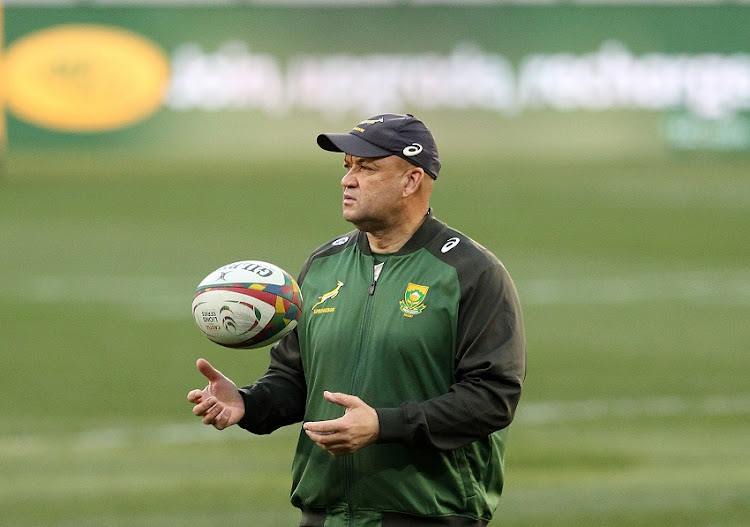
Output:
[4, 24, 170, 132]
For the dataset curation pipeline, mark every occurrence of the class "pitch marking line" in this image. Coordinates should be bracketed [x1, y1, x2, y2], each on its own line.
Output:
[5, 269, 750, 319]
[517, 393, 750, 425]
[1, 394, 747, 455]
[520, 270, 750, 306]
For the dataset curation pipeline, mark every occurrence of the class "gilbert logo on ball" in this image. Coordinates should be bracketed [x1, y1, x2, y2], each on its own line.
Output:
[192, 260, 303, 349]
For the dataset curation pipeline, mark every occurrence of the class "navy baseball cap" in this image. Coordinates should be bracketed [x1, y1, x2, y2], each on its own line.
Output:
[317, 113, 441, 180]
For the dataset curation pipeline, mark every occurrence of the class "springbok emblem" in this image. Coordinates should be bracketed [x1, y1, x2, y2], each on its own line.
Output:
[311, 281, 344, 311]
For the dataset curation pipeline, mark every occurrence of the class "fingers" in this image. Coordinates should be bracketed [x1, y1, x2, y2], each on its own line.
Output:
[304, 424, 347, 456]
[323, 390, 360, 408]
[303, 418, 343, 451]
[192, 395, 217, 418]
[304, 391, 362, 431]
[196, 358, 223, 382]
[212, 407, 233, 430]
[191, 395, 231, 429]
[201, 398, 222, 425]
[303, 418, 337, 435]
[187, 389, 204, 404]
[303, 391, 380, 456]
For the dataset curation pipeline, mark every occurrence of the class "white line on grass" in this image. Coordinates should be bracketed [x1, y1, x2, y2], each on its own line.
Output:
[596, 178, 750, 210]
[520, 270, 750, 307]
[517, 393, 750, 425]
[1, 394, 747, 455]
[5, 269, 750, 319]
[19, 274, 195, 319]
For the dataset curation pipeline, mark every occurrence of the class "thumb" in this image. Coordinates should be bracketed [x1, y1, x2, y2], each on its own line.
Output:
[196, 358, 223, 383]
[324, 390, 360, 409]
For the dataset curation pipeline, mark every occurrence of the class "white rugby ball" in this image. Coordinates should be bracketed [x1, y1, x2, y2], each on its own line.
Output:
[191, 260, 303, 349]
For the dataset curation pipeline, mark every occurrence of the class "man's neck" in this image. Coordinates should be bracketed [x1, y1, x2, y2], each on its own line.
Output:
[364, 211, 428, 254]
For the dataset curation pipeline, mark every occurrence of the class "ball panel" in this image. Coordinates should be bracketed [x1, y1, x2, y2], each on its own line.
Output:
[247, 318, 298, 349]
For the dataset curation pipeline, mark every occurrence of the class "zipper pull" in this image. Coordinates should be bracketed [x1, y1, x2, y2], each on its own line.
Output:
[369, 280, 376, 295]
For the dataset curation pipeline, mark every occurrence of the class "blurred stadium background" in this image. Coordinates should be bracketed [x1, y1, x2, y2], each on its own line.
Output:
[1, 1, 749, 525]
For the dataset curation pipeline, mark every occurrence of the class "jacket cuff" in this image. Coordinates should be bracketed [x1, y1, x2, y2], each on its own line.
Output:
[236, 386, 264, 432]
[375, 406, 407, 443]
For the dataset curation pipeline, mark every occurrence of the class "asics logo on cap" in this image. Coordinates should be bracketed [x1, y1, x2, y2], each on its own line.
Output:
[403, 143, 423, 156]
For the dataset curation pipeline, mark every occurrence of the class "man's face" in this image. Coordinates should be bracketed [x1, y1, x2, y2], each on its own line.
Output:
[340, 154, 411, 232]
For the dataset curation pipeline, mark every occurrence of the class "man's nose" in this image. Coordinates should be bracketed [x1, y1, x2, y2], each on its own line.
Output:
[341, 169, 357, 187]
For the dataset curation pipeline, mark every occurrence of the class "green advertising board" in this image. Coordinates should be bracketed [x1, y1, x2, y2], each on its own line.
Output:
[4, 4, 750, 159]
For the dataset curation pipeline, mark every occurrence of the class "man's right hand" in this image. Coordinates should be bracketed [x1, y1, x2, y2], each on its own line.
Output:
[187, 358, 245, 430]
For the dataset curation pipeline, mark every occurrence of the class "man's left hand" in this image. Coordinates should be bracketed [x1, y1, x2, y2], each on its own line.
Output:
[303, 391, 380, 456]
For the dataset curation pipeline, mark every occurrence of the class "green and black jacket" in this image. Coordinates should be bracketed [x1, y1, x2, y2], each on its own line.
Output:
[238, 211, 526, 524]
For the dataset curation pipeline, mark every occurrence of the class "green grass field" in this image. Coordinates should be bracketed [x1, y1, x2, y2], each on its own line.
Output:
[1, 129, 749, 526]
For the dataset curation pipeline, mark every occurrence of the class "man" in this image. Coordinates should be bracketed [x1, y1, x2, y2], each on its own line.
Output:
[188, 113, 526, 526]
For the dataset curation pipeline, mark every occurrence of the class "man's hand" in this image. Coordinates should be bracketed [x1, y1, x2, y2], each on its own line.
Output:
[303, 391, 380, 456]
[187, 358, 245, 430]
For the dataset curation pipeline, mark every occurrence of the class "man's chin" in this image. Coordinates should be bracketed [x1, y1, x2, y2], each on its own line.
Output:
[342, 208, 358, 223]
[342, 211, 369, 231]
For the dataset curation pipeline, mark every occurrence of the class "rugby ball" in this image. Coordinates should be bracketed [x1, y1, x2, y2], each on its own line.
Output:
[192, 260, 303, 349]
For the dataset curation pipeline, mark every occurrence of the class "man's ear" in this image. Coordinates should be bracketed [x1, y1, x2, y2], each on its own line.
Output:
[402, 167, 425, 198]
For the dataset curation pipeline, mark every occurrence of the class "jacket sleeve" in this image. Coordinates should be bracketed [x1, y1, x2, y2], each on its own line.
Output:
[236, 327, 307, 435]
[376, 260, 526, 450]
